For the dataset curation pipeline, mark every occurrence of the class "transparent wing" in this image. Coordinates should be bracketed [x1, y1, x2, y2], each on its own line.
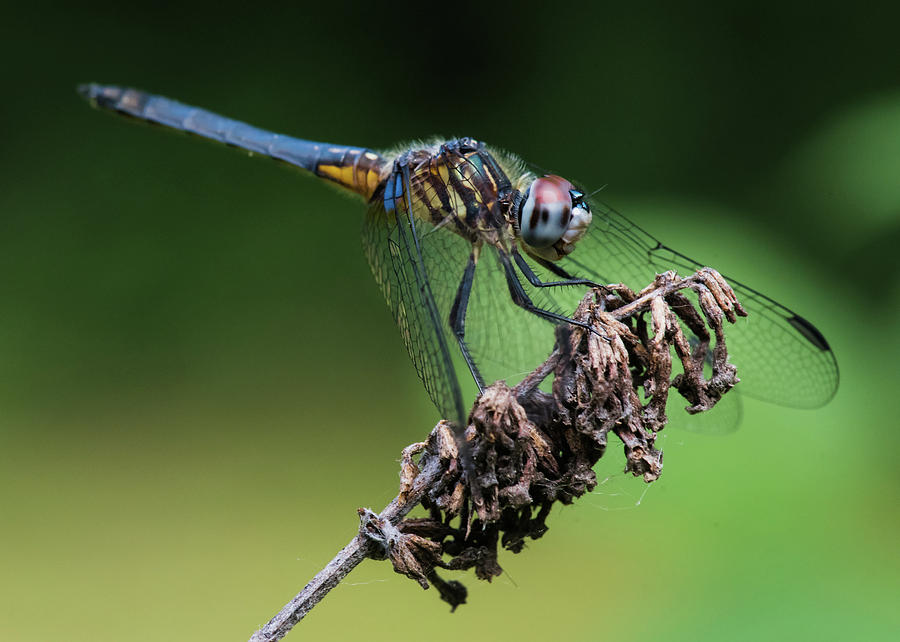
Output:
[552, 200, 840, 408]
[669, 386, 743, 435]
[362, 163, 572, 425]
[464, 243, 565, 388]
[361, 171, 471, 426]
[411, 158, 568, 396]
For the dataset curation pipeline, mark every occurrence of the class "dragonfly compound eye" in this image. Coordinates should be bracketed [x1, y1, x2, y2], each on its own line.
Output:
[518, 175, 592, 260]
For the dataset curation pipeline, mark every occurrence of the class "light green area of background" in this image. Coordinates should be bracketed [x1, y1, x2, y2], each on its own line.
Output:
[1, 3, 898, 640]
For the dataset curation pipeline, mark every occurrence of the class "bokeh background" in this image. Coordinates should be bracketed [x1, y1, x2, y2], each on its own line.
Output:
[2, 2, 898, 640]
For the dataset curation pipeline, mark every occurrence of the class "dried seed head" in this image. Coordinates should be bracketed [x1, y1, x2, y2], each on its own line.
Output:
[376, 268, 744, 605]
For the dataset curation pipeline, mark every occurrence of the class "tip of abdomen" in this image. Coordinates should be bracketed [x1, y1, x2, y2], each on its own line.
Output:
[77, 83, 134, 110]
[77, 82, 113, 103]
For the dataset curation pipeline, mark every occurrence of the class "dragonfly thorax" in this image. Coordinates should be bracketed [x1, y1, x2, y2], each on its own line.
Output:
[517, 175, 592, 261]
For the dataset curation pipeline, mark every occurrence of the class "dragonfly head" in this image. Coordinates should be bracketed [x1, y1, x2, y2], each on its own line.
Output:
[517, 175, 592, 261]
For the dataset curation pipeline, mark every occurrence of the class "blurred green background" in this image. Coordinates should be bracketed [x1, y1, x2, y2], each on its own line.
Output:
[1, 2, 898, 640]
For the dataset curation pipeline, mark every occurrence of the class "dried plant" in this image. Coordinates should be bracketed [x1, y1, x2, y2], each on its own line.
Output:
[249, 268, 745, 642]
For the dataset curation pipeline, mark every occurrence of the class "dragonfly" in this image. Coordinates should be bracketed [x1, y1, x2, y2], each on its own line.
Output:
[79, 84, 839, 429]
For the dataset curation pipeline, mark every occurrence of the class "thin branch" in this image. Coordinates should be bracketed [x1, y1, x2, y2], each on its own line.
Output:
[249, 442, 448, 641]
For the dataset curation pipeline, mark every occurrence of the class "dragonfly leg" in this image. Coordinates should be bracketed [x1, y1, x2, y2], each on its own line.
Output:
[513, 249, 603, 289]
[450, 251, 487, 394]
[499, 251, 608, 339]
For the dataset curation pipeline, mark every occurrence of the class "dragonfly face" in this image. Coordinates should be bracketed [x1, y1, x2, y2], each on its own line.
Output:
[79, 84, 840, 430]
[516, 175, 593, 261]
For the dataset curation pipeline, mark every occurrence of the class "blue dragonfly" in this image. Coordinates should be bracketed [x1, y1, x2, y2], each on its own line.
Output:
[79, 84, 839, 428]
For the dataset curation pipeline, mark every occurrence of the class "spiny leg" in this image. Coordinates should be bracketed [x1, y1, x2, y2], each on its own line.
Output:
[449, 250, 486, 394]
[513, 248, 603, 289]
[498, 250, 607, 339]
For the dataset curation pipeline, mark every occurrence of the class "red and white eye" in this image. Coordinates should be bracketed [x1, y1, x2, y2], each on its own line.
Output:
[518, 175, 592, 260]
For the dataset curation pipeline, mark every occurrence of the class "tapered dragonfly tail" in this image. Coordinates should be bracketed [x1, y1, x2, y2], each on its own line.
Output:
[77, 83, 387, 200]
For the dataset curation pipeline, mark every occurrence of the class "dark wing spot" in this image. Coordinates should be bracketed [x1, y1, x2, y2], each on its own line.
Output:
[540, 209, 549, 223]
[788, 314, 831, 351]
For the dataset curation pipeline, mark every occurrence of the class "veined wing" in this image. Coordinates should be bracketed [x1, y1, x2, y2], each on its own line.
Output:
[362, 168, 470, 426]
[464, 243, 571, 388]
[362, 156, 569, 426]
[415, 146, 567, 395]
[552, 200, 839, 408]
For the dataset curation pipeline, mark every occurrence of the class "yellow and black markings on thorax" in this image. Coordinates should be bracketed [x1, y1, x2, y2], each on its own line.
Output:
[376, 138, 520, 248]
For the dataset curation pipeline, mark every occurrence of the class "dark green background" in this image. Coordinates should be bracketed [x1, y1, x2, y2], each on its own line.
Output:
[2, 2, 898, 640]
